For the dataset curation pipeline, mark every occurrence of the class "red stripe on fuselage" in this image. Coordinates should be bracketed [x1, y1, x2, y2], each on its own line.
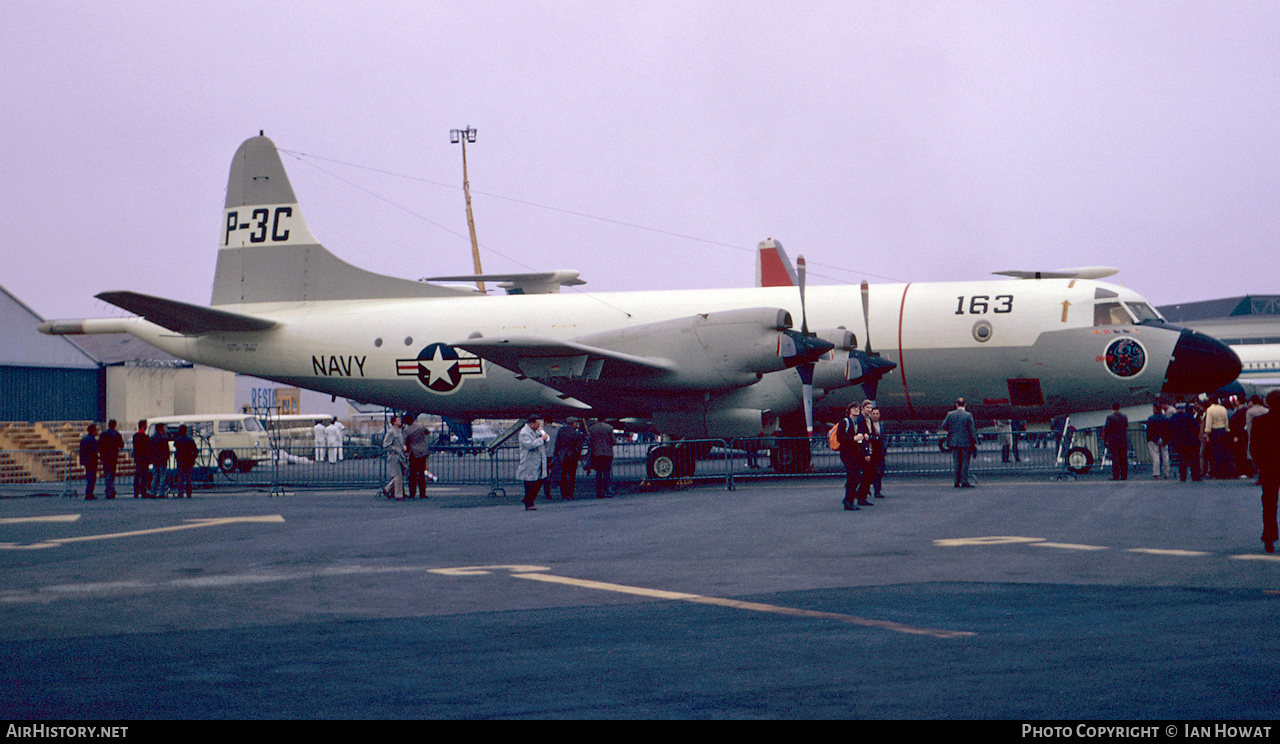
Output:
[897, 283, 914, 418]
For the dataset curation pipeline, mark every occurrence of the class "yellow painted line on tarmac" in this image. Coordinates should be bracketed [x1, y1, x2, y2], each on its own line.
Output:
[938, 536, 1280, 565]
[430, 565, 975, 639]
[934, 536, 1045, 547]
[0, 515, 81, 526]
[0, 515, 285, 550]
[1031, 542, 1109, 551]
[1231, 554, 1280, 563]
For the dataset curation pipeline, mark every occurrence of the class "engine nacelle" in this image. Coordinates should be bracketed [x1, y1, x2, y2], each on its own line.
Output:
[577, 307, 830, 391]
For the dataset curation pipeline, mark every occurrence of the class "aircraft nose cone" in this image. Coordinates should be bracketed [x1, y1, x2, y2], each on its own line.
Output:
[1162, 327, 1242, 395]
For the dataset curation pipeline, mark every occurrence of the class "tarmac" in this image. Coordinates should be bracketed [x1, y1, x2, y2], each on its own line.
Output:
[1, 470, 1277, 720]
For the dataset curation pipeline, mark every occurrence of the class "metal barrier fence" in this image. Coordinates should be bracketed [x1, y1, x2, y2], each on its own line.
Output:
[720, 431, 1065, 488]
[3, 428, 1143, 497]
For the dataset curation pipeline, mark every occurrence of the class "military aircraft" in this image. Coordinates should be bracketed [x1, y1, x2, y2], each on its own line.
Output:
[40, 135, 1241, 477]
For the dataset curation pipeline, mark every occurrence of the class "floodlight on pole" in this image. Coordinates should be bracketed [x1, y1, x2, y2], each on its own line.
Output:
[450, 126, 484, 292]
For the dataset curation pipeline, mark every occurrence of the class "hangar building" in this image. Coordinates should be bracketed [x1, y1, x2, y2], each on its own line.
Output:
[1, 284, 102, 422]
[2, 284, 233, 425]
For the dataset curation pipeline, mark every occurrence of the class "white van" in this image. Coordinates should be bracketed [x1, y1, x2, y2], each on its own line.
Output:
[147, 414, 271, 473]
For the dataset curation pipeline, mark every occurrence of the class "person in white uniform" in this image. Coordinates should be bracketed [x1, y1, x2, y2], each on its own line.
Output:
[325, 418, 345, 463]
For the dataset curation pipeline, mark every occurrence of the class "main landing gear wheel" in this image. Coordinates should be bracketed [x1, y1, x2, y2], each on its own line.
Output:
[1066, 446, 1094, 474]
[646, 445, 695, 480]
[770, 439, 811, 474]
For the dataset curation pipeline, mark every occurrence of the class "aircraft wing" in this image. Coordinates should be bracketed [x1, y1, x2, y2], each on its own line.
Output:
[456, 337, 675, 383]
[458, 307, 832, 403]
[96, 291, 277, 334]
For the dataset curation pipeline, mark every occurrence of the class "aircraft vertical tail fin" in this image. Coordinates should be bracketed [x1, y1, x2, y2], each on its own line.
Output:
[756, 238, 798, 287]
[212, 135, 470, 306]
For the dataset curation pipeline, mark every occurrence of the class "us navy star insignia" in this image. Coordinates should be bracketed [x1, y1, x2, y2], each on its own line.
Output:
[397, 343, 483, 393]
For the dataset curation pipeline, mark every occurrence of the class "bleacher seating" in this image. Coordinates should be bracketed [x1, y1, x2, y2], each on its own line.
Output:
[0, 422, 136, 484]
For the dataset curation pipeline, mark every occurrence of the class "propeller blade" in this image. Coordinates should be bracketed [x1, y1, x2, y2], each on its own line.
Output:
[798, 363, 815, 435]
[861, 279, 872, 355]
[797, 256, 809, 336]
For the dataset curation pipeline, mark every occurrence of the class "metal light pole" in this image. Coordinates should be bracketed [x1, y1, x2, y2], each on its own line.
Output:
[450, 127, 484, 292]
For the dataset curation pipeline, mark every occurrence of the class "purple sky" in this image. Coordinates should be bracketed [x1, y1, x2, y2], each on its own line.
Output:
[6, 1, 1280, 322]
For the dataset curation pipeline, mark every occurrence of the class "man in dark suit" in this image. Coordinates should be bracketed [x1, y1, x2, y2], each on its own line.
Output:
[586, 419, 615, 498]
[1169, 404, 1202, 482]
[78, 424, 99, 501]
[553, 418, 586, 499]
[403, 414, 430, 499]
[132, 420, 150, 498]
[1104, 403, 1130, 480]
[150, 424, 171, 498]
[941, 398, 977, 488]
[1248, 390, 1280, 554]
[172, 425, 199, 499]
[98, 420, 124, 499]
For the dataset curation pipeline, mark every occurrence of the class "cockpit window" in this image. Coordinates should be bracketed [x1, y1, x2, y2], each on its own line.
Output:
[1094, 302, 1134, 326]
[1125, 302, 1161, 322]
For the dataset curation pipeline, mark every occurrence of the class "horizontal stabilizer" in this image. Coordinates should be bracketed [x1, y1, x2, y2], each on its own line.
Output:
[993, 266, 1118, 280]
[96, 291, 277, 334]
[424, 270, 586, 295]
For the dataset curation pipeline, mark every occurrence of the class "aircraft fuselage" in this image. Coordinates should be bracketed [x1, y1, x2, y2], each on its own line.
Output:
[111, 278, 1204, 432]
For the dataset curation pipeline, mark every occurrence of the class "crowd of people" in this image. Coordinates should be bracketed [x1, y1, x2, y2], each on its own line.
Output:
[77, 419, 199, 500]
[516, 415, 618, 510]
[1085, 392, 1277, 553]
[72, 394, 1280, 554]
[379, 413, 617, 508]
[834, 399, 889, 509]
[311, 418, 346, 463]
[1123, 394, 1271, 483]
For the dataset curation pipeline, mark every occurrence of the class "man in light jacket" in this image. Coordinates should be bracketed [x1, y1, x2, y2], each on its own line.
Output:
[382, 414, 407, 500]
[517, 415, 550, 511]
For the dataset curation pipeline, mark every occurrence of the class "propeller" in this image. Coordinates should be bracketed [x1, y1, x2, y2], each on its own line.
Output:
[797, 257, 814, 434]
[847, 279, 896, 402]
[774, 255, 831, 435]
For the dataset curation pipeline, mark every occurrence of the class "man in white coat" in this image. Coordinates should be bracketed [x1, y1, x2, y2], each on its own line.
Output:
[517, 415, 549, 511]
